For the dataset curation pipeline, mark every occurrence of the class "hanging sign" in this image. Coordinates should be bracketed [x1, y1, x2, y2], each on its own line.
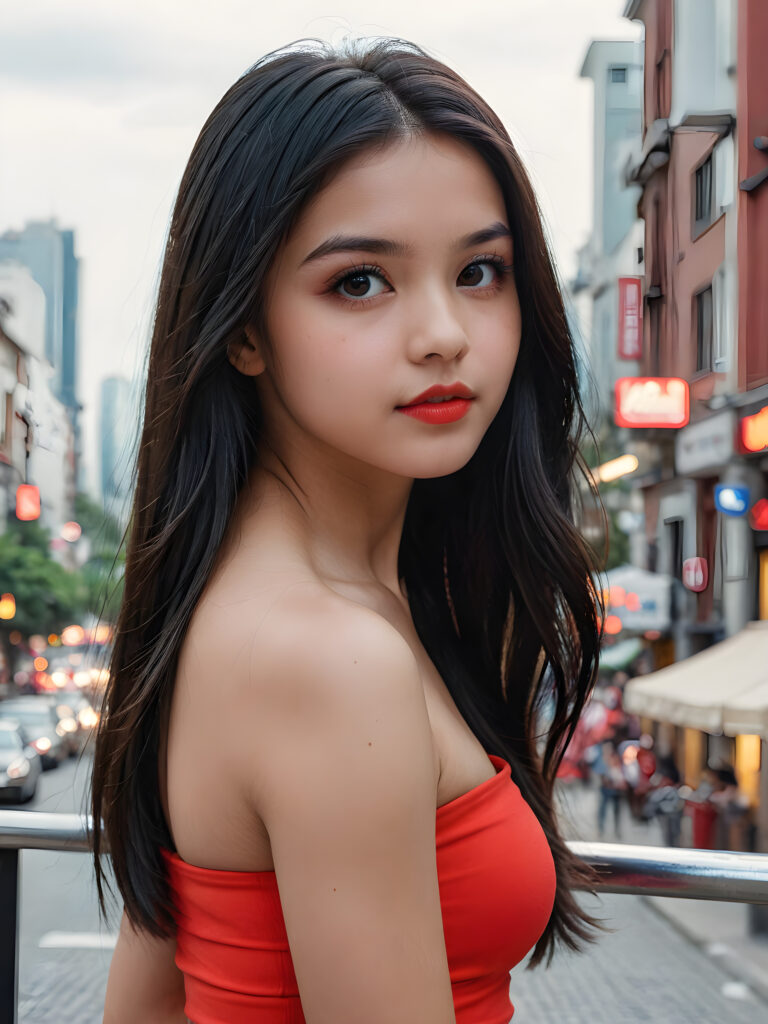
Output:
[714, 484, 750, 517]
[617, 277, 643, 359]
[16, 484, 40, 521]
[614, 377, 689, 428]
[682, 557, 709, 592]
[675, 409, 735, 475]
[740, 405, 768, 454]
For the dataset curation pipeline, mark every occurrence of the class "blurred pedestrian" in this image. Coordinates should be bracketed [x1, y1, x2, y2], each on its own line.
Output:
[596, 742, 628, 839]
[710, 762, 751, 849]
[619, 734, 657, 820]
[643, 784, 685, 846]
[653, 754, 680, 786]
[636, 734, 657, 785]
[685, 767, 721, 849]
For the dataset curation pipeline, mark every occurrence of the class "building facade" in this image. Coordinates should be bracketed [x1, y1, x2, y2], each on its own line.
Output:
[573, 39, 645, 418]
[623, 0, 739, 660]
[0, 220, 83, 490]
[99, 375, 135, 527]
[0, 261, 76, 536]
[613, 0, 768, 869]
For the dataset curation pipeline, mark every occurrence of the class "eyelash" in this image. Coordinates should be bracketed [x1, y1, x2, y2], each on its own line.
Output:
[326, 254, 515, 308]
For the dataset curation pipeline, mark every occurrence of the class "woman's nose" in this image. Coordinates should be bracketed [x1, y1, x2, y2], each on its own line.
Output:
[405, 288, 469, 362]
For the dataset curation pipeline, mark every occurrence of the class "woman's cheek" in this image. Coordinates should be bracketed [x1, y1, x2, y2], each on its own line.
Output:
[280, 346, 376, 441]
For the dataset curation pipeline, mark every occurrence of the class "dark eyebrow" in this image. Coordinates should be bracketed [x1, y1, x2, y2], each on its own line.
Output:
[299, 221, 512, 266]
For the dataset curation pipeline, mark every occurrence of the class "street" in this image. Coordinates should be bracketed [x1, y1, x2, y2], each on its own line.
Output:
[5, 753, 766, 1023]
[13, 750, 118, 1023]
[510, 890, 766, 1023]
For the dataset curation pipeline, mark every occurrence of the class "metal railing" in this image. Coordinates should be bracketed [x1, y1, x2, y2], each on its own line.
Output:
[3, 811, 768, 1023]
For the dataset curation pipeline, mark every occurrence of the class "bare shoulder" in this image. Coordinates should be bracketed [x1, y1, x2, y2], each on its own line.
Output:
[235, 580, 436, 807]
[239, 580, 423, 708]
[230, 581, 454, 1022]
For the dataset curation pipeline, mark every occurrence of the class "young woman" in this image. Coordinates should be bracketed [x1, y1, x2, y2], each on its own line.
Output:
[93, 36, 608, 1024]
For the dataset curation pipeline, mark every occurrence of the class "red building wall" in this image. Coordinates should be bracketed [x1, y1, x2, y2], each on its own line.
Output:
[668, 130, 726, 399]
[638, 137, 726, 391]
[636, 0, 673, 133]
[738, 0, 768, 391]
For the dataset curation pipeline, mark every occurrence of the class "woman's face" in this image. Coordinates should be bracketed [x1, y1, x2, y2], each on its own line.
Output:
[241, 131, 522, 482]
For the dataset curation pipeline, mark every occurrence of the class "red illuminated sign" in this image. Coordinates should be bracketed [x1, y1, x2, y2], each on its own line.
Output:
[15, 484, 40, 521]
[750, 499, 768, 531]
[741, 405, 768, 454]
[614, 377, 690, 429]
[682, 557, 709, 592]
[617, 277, 643, 360]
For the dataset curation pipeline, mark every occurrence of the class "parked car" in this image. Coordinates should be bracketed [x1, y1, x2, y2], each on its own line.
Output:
[39, 693, 99, 755]
[67, 693, 101, 741]
[38, 696, 81, 757]
[0, 720, 42, 803]
[0, 698, 67, 769]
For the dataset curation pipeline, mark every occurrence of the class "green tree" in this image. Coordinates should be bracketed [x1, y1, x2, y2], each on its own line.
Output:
[74, 492, 128, 624]
[0, 523, 89, 680]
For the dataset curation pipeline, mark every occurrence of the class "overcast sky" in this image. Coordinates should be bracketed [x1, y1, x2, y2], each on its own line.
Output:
[0, 0, 640, 497]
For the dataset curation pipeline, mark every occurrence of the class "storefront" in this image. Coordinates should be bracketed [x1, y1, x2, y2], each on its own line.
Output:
[623, 620, 768, 852]
[674, 409, 736, 634]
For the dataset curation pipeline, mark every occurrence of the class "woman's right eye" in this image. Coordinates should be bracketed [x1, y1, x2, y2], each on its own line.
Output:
[331, 265, 390, 302]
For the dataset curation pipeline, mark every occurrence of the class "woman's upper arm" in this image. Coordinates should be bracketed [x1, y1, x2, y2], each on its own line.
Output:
[103, 909, 186, 1024]
[246, 603, 456, 1024]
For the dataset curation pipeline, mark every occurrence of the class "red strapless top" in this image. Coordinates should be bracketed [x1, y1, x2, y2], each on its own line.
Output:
[161, 754, 556, 1024]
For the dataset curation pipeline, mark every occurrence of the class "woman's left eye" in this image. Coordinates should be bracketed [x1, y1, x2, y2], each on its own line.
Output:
[459, 261, 499, 288]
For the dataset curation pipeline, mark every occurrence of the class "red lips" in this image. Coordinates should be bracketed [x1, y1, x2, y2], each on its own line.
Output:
[399, 381, 474, 407]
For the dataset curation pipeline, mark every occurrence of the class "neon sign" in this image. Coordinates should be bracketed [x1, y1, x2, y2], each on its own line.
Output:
[750, 499, 768, 531]
[614, 377, 689, 429]
[617, 277, 643, 360]
[16, 484, 40, 521]
[741, 405, 768, 453]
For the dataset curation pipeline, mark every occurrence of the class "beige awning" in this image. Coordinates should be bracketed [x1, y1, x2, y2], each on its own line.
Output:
[623, 621, 768, 736]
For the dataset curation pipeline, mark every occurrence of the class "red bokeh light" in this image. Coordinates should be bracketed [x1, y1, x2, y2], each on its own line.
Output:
[749, 498, 768, 531]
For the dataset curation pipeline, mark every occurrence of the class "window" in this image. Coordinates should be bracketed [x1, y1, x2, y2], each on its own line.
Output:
[669, 519, 684, 580]
[648, 293, 662, 375]
[667, 518, 685, 622]
[694, 156, 713, 234]
[711, 263, 731, 373]
[0, 393, 9, 448]
[611, 66, 627, 83]
[696, 286, 714, 372]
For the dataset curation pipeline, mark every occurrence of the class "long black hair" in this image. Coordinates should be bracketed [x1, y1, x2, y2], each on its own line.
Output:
[91, 35, 608, 969]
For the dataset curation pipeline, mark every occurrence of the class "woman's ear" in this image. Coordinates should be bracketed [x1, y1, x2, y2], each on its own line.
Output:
[227, 324, 266, 377]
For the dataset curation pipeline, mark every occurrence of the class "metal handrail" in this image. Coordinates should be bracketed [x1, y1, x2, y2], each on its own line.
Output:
[0, 810, 92, 853]
[2, 812, 768, 1024]
[569, 840, 768, 902]
[3, 810, 768, 902]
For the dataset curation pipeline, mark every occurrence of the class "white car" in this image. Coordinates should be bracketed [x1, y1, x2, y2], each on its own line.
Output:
[0, 720, 42, 803]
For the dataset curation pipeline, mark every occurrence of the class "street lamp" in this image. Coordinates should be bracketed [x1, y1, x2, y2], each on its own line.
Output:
[590, 454, 640, 485]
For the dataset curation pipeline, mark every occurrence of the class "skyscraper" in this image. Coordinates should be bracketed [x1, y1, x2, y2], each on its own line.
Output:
[0, 219, 82, 486]
[99, 376, 135, 526]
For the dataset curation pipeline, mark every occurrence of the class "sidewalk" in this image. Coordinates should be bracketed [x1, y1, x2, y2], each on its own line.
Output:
[555, 778, 768, 1005]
